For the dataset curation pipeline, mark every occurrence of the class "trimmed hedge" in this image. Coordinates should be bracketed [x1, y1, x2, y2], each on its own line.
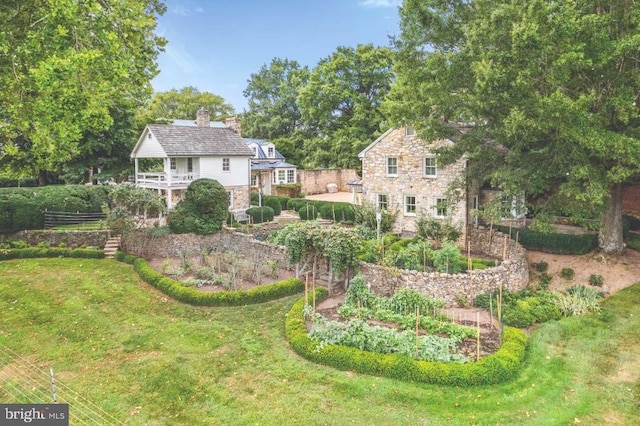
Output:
[494, 225, 598, 254]
[247, 206, 275, 224]
[0, 185, 110, 233]
[263, 196, 282, 216]
[286, 198, 309, 211]
[0, 248, 105, 260]
[115, 251, 304, 306]
[298, 204, 318, 220]
[286, 291, 528, 385]
[318, 202, 355, 223]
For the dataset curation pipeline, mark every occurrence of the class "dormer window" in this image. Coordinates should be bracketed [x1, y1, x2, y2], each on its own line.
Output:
[268, 147, 274, 157]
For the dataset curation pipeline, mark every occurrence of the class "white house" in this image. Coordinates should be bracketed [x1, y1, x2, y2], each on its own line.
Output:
[244, 138, 297, 196]
[130, 109, 254, 212]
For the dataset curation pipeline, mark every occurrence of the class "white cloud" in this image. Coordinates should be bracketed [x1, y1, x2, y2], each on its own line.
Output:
[359, 0, 401, 8]
[171, 4, 190, 16]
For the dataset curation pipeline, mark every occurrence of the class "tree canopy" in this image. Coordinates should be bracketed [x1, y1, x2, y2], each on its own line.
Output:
[0, 0, 166, 184]
[139, 86, 235, 123]
[386, 0, 640, 253]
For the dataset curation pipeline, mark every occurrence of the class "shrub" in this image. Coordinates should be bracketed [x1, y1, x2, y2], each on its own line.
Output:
[287, 198, 308, 211]
[298, 204, 318, 220]
[560, 267, 575, 280]
[263, 196, 282, 216]
[556, 286, 602, 316]
[538, 272, 553, 290]
[0, 247, 104, 261]
[168, 179, 229, 235]
[432, 241, 463, 274]
[589, 274, 604, 287]
[115, 253, 303, 306]
[494, 225, 597, 254]
[353, 200, 397, 233]
[318, 203, 355, 223]
[415, 215, 462, 242]
[534, 261, 549, 272]
[250, 192, 260, 205]
[246, 206, 275, 224]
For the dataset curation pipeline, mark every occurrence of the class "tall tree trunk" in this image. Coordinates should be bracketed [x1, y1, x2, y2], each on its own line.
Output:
[599, 183, 624, 254]
[37, 170, 48, 186]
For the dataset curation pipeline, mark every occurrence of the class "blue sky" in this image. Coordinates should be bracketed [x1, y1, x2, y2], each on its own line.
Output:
[151, 0, 401, 113]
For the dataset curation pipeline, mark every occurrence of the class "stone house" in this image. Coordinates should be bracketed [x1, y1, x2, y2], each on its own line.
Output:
[358, 126, 474, 236]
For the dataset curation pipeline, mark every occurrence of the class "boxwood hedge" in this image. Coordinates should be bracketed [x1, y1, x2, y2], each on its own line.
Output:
[0, 248, 105, 260]
[286, 291, 528, 385]
[494, 225, 597, 254]
[115, 251, 304, 306]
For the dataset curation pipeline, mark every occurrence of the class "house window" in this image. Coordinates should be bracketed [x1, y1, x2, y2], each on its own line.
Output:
[268, 147, 274, 157]
[287, 169, 295, 183]
[386, 157, 398, 176]
[405, 126, 415, 136]
[170, 158, 176, 171]
[424, 157, 437, 177]
[405, 195, 416, 215]
[277, 170, 285, 183]
[148, 133, 152, 139]
[378, 194, 388, 211]
[227, 190, 234, 208]
[251, 173, 258, 187]
[222, 158, 230, 172]
[187, 158, 193, 173]
[435, 197, 448, 218]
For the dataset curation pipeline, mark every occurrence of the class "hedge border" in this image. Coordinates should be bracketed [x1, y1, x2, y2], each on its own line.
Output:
[114, 251, 304, 306]
[494, 225, 597, 254]
[286, 290, 528, 385]
[0, 248, 105, 260]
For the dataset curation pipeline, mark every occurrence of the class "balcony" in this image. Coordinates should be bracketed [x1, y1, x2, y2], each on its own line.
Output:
[135, 172, 197, 190]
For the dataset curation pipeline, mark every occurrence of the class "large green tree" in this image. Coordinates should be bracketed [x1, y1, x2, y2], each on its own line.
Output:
[387, 0, 640, 253]
[140, 86, 234, 123]
[298, 44, 394, 168]
[0, 0, 166, 185]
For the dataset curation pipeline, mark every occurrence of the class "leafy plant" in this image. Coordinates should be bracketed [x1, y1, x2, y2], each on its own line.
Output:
[534, 261, 549, 272]
[560, 267, 575, 280]
[431, 241, 463, 274]
[538, 272, 553, 290]
[589, 274, 604, 287]
[555, 286, 602, 316]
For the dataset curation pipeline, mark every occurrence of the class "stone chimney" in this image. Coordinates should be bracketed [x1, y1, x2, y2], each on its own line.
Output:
[196, 107, 210, 127]
[225, 116, 241, 136]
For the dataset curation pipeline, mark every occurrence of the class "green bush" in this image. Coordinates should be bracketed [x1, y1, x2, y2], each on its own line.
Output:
[0, 248, 105, 261]
[534, 261, 549, 272]
[560, 267, 575, 280]
[475, 289, 562, 327]
[589, 274, 604, 287]
[263, 196, 282, 216]
[247, 206, 275, 224]
[286, 292, 528, 385]
[297, 204, 318, 220]
[114, 252, 303, 306]
[168, 179, 229, 235]
[494, 225, 597, 254]
[286, 198, 308, 211]
[318, 202, 355, 223]
[0, 185, 110, 233]
[250, 192, 260, 205]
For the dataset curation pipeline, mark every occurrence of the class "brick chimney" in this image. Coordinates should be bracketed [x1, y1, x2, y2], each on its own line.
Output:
[196, 107, 210, 127]
[225, 116, 241, 136]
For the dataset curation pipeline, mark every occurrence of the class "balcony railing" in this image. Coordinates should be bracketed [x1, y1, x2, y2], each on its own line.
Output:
[136, 172, 197, 189]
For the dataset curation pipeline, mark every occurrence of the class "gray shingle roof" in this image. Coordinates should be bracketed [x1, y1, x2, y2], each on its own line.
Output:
[148, 125, 254, 156]
[171, 119, 226, 127]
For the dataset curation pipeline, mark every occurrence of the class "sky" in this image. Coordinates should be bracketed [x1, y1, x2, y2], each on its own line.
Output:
[151, 0, 402, 113]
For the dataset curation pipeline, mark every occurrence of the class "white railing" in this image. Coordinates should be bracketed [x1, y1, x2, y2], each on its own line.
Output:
[136, 172, 197, 188]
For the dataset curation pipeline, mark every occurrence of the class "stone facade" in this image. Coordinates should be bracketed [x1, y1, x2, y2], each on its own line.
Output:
[359, 228, 529, 307]
[297, 169, 360, 195]
[229, 184, 250, 210]
[359, 128, 468, 236]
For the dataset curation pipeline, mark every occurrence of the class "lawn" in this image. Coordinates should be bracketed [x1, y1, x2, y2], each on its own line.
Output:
[0, 258, 638, 425]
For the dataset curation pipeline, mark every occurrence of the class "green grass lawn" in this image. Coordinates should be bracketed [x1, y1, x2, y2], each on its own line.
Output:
[1, 258, 638, 425]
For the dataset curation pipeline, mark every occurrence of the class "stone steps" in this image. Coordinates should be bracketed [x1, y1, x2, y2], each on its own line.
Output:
[103, 235, 121, 259]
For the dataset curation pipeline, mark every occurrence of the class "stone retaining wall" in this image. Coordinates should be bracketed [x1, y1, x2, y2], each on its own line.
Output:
[8, 230, 110, 248]
[359, 228, 529, 307]
[298, 169, 360, 195]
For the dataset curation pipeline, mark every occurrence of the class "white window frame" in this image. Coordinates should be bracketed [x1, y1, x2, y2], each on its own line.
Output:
[275, 169, 285, 184]
[286, 169, 295, 183]
[378, 194, 388, 211]
[386, 157, 398, 176]
[222, 158, 230, 172]
[435, 197, 448, 218]
[424, 157, 437, 177]
[268, 147, 274, 158]
[404, 195, 416, 216]
[170, 158, 176, 171]
[187, 157, 193, 173]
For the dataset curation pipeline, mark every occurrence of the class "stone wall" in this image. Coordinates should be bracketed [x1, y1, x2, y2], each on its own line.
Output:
[8, 230, 111, 248]
[359, 228, 529, 307]
[298, 169, 360, 195]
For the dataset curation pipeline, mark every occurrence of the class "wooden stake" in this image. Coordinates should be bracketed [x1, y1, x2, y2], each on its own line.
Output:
[489, 296, 493, 329]
[312, 279, 316, 314]
[467, 238, 472, 271]
[415, 307, 420, 357]
[476, 312, 481, 361]
[502, 234, 507, 261]
[304, 272, 309, 305]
